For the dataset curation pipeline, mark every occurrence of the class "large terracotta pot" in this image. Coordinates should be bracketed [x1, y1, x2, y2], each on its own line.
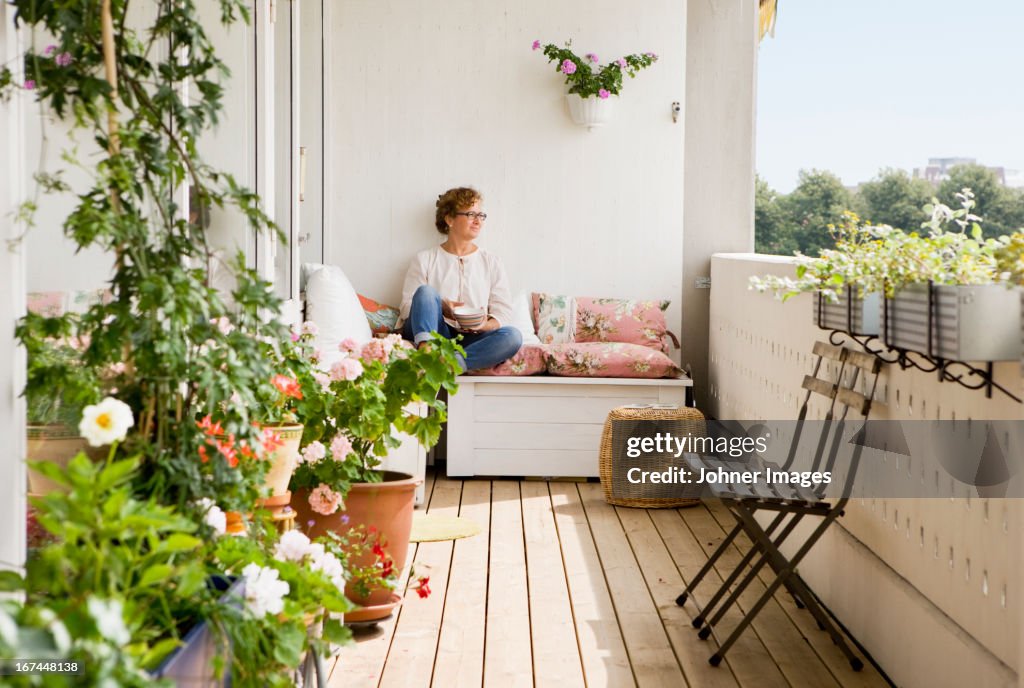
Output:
[26, 425, 105, 495]
[291, 471, 420, 618]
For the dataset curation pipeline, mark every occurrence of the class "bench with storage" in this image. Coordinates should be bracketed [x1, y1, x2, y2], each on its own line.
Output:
[445, 373, 693, 477]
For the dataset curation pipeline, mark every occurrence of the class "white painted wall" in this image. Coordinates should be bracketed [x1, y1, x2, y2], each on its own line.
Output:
[323, 0, 688, 355]
[710, 253, 1023, 688]
[682, 0, 758, 408]
[1, 3, 27, 573]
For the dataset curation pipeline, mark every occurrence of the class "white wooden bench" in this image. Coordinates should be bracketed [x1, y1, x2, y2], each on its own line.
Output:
[444, 374, 693, 478]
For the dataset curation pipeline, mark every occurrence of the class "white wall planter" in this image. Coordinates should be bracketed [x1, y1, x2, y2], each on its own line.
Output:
[883, 283, 1022, 361]
[565, 93, 615, 130]
[813, 287, 880, 337]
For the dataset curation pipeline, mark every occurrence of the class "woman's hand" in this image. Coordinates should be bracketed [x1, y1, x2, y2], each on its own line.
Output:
[441, 299, 463, 320]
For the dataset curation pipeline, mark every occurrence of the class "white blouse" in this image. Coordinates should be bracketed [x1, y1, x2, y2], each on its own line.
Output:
[398, 246, 514, 327]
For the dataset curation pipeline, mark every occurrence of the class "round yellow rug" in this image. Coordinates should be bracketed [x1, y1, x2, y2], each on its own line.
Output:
[409, 513, 481, 542]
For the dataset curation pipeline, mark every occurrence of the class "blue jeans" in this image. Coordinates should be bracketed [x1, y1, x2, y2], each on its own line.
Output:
[402, 285, 523, 372]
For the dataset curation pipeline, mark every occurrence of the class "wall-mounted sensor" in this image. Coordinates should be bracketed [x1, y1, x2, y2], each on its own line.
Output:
[671, 101, 681, 123]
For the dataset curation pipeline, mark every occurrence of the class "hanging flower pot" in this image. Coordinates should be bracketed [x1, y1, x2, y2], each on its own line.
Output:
[565, 93, 616, 130]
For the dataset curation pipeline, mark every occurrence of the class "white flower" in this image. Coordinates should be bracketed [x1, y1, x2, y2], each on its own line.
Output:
[300, 441, 327, 465]
[302, 321, 319, 337]
[196, 498, 226, 535]
[87, 597, 131, 645]
[212, 316, 233, 335]
[274, 529, 313, 562]
[330, 434, 353, 460]
[330, 358, 363, 382]
[309, 549, 344, 580]
[241, 563, 289, 617]
[78, 397, 135, 447]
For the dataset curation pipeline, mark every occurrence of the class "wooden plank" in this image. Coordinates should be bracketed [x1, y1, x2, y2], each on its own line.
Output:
[474, 422, 604, 451]
[549, 483, 635, 688]
[462, 375, 693, 388]
[484, 480, 533, 688]
[328, 472, 442, 687]
[520, 481, 586, 688]
[471, 449, 599, 478]
[475, 395, 667, 424]
[812, 341, 845, 362]
[431, 479, 491, 688]
[378, 477, 463, 688]
[614, 506, 739, 688]
[678, 505, 841, 688]
[802, 375, 837, 399]
[702, 502, 890, 688]
[577, 483, 687, 687]
[648, 508, 789, 688]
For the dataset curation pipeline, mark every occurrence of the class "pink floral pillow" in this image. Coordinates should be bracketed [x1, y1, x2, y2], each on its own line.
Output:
[470, 344, 547, 376]
[544, 342, 681, 379]
[574, 296, 674, 353]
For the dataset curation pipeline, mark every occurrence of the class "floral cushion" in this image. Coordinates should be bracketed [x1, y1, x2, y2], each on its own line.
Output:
[470, 344, 547, 376]
[357, 293, 400, 335]
[544, 342, 681, 379]
[532, 293, 576, 345]
[574, 296, 672, 353]
[27, 289, 111, 317]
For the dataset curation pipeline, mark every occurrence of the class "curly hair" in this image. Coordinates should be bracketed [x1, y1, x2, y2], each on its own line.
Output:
[435, 187, 482, 234]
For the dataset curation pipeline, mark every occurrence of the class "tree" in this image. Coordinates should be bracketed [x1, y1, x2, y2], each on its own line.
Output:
[937, 164, 1024, 238]
[780, 169, 854, 256]
[754, 175, 797, 255]
[856, 167, 934, 231]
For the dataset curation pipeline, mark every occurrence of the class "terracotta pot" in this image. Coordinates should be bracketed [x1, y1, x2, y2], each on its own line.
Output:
[26, 425, 106, 495]
[291, 471, 420, 616]
[247, 422, 302, 496]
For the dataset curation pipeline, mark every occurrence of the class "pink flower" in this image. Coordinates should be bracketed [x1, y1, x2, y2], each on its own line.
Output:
[308, 484, 344, 515]
[561, 59, 577, 75]
[330, 434, 353, 460]
[338, 337, 360, 354]
[290, 330, 300, 342]
[585, 53, 598, 63]
[312, 371, 331, 391]
[360, 338, 388, 364]
[23, 80, 35, 90]
[301, 321, 319, 337]
[55, 52, 73, 67]
[44, 45, 57, 55]
[212, 316, 233, 335]
[330, 358, 363, 382]
[598, 89, 610, 99]
[300, 441, 326, 465]
[617, 58, 627, 69]
[645, 52, 658, 59]
[532, 40, 541, 51]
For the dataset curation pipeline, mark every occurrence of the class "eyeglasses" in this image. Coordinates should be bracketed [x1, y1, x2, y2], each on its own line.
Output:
[455, 211, 488, 221]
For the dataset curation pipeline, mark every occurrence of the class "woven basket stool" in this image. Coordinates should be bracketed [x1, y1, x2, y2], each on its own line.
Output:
[599, 404, 706, 508]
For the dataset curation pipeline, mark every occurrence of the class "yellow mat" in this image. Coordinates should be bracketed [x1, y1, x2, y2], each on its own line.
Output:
[409, 513, 481, 542]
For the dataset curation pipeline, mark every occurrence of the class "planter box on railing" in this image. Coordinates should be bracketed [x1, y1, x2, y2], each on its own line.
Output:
[813, 287, 880, 336]
[883, 284, 1022, 361]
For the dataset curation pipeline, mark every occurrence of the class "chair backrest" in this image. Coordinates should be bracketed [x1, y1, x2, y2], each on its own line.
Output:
[784, 342, 882, 499]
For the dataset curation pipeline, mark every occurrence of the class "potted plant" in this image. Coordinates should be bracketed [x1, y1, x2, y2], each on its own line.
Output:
[533, 40, 658, 130]
[751, 191, 1022, 361]
[289, 333, 461, 618]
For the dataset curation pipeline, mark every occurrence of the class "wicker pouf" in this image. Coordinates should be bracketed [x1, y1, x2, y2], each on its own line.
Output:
[599, 404, 706, 508]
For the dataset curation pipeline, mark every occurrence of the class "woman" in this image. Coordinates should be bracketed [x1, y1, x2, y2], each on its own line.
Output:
[399, 187, 523, 372]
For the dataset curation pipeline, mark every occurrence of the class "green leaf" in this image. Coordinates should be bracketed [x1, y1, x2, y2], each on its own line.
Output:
[0, 571, 24, 592]
[137, 563, 174, 587]
[155, 534, 202, 554]
[271, 622, 306, 666]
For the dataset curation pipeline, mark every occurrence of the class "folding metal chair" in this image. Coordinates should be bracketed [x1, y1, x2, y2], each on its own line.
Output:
[676, 341, 882, 670]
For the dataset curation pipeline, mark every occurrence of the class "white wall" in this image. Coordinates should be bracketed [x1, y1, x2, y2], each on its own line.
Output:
[324, 0, 688, 352]
[1, 2, 27, 572]
[682, 0, 758, 407]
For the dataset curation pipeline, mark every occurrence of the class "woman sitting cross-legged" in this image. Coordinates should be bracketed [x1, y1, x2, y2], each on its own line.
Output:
[398, 186, 523, 372]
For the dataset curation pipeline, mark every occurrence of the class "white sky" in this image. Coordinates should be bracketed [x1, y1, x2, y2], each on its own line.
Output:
[756, 0, 1024, 193]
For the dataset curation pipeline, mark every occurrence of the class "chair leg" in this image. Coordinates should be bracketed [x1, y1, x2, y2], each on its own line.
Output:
[711, 506, 857, 667]
[677, 520, 744, 607]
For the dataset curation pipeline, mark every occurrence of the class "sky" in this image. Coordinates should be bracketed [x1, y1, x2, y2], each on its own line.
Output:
[756, 0, 1024, 193]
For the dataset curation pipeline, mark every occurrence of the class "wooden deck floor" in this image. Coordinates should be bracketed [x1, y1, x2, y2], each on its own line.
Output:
[328, 471, 890, 688]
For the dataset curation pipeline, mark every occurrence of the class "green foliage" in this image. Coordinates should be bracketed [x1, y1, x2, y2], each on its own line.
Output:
[778, 169, 854, 256]
[753, 175, 797, 255]
[536, 41, 658, 98]
[938, 164, 1024, 238]
[855, 167, 934, 232]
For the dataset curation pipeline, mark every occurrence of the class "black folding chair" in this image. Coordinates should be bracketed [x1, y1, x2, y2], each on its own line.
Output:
[676, 341, 881, 670]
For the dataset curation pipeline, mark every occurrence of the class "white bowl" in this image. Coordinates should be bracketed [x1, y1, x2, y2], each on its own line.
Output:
[453, 306, 486, 329]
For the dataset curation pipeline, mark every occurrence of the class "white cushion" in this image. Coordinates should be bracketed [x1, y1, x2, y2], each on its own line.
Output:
[510, 291, 541, 345]
[305, 265, 372, 366]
